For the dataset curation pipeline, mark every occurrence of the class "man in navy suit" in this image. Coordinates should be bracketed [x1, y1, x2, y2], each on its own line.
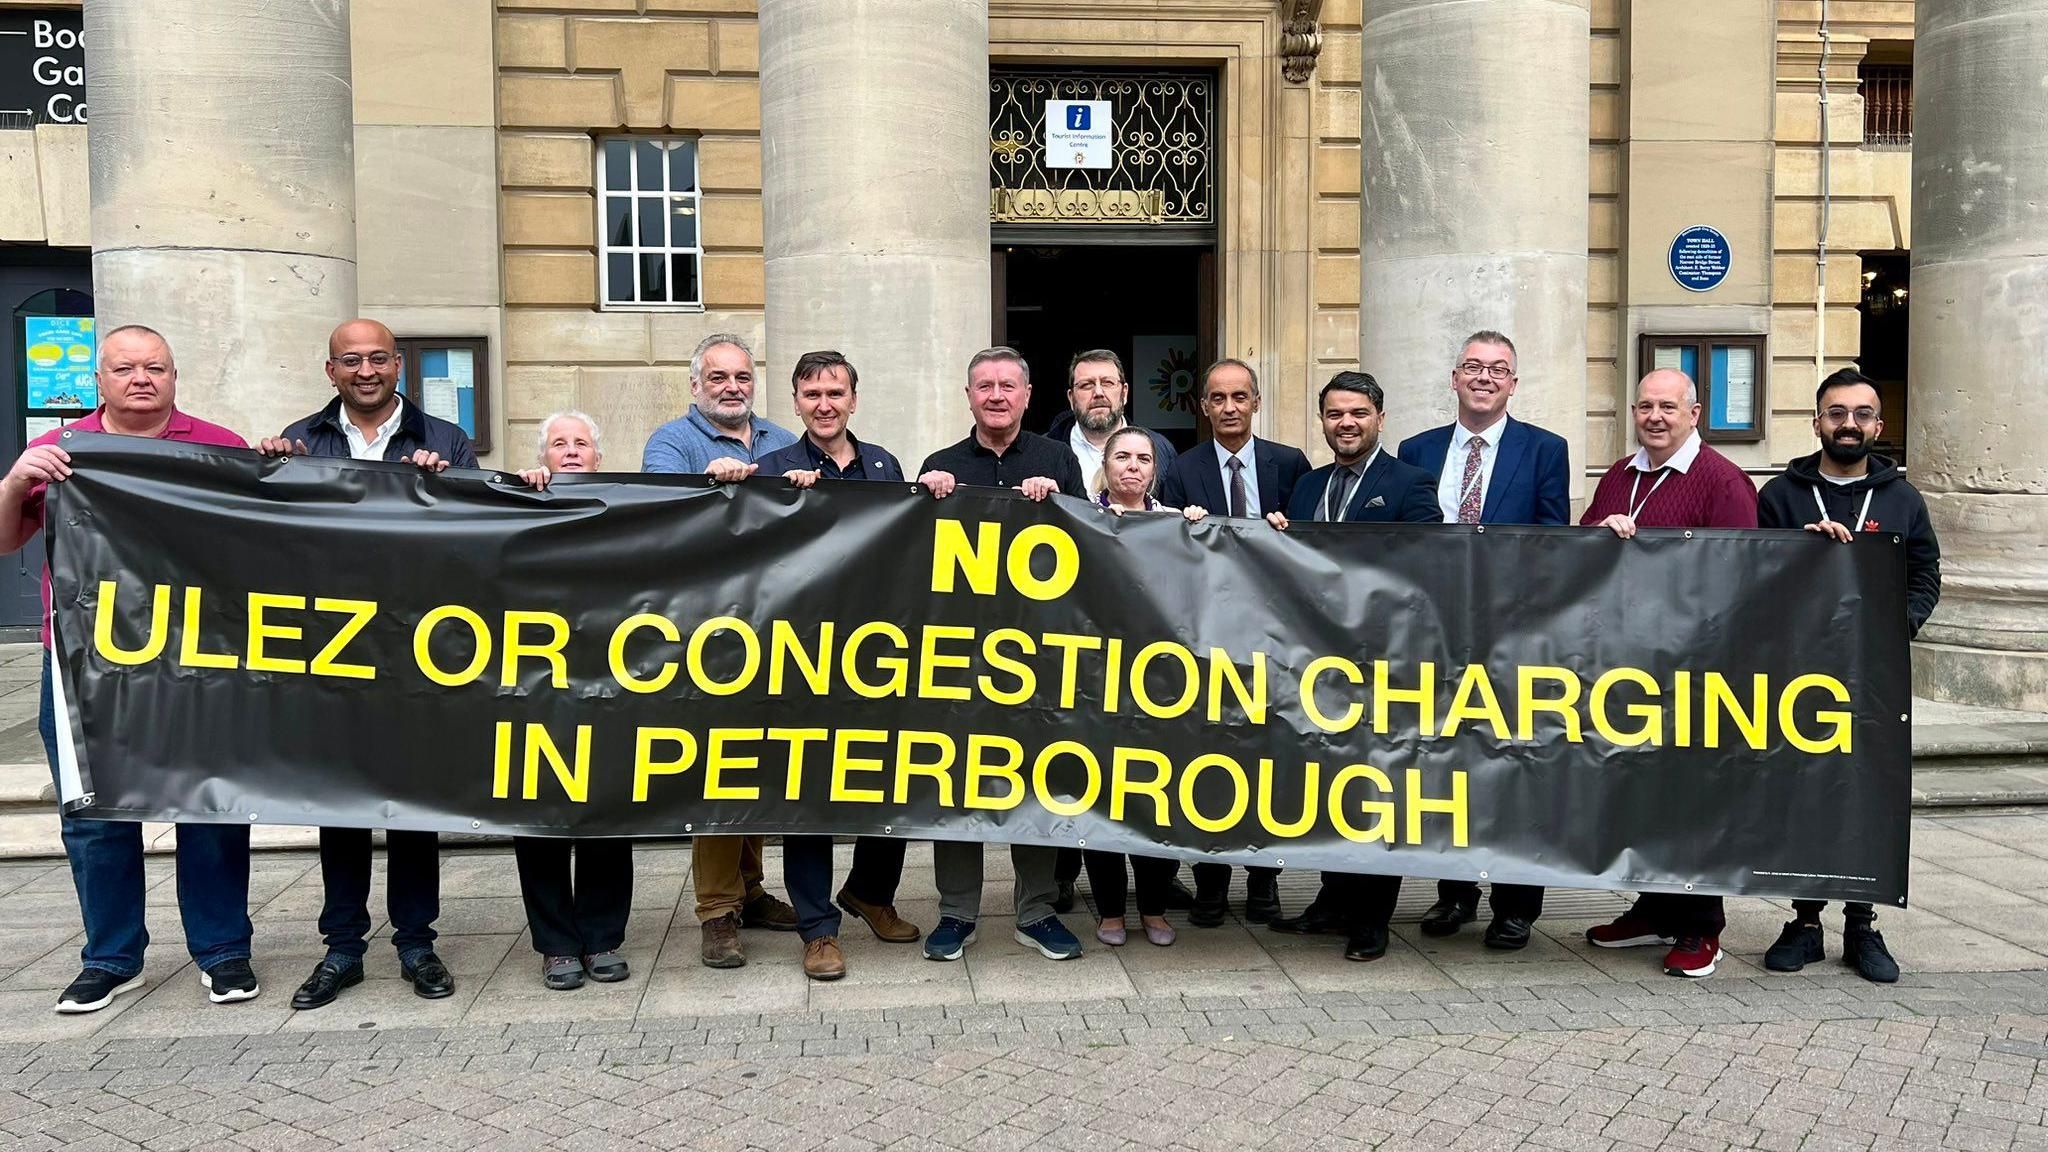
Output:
[1395, 329, 1571, 951]
[1161, 358, 1311, 926]
[1263, 371, 1441, 961]
[723, 351, 924, 980]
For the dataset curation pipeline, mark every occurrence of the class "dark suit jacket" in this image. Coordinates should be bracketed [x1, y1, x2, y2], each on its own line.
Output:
[754, 435, 905, 483]
[1285, 451, 1442, 524]
[1395, 415, 1570, 526]
[1161, 436, 1311, 516]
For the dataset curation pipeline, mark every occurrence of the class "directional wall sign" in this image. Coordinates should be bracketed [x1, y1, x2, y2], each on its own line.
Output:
[1669, 225, 1732, 293]
[0, 10, 84, 128]
[1045, 100, 1113, 169]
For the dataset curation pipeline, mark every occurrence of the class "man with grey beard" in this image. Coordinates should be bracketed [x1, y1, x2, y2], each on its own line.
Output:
[1048, 349, 1177, 493]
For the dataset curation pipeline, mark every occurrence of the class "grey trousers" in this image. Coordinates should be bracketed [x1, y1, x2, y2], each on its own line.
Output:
[933, 840, 1059, 926]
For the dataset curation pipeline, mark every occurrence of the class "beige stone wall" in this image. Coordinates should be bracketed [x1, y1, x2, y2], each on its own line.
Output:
[0, 125, 86, 247]
[1773, 0, 1915, 447]
[497, 1, 766, 470]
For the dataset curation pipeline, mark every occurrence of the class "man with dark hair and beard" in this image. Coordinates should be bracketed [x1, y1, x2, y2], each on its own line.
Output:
[1755, 366, 1939, 984]
[1048, 350, 1176, 489]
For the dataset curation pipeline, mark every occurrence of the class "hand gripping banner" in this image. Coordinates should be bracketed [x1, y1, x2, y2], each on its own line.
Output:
[48, 435, 1913, 904]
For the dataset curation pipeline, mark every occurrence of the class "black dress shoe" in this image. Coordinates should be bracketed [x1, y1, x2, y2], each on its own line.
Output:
[1345, 924, 1390, 961]
[1052, 880, 1077, 914]
[290, 958, 363, 1011]
[401, 953, 455, 999]
[1163, 877, 1197, 911]
[1189, 891, 1228, 928]
[1267, 902, 1349, 935]
[1419, 897, 1479, 938]
[1245, 873, 1282, 924]
[1483, 916, 1534, 950]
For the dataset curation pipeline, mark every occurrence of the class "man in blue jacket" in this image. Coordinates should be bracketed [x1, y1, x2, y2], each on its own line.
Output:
[1396, 329, 1570, 951]
[1161, 358, 1310, 926]
[1264, 371, 1440, 961]
[260, 318, 471, 1010]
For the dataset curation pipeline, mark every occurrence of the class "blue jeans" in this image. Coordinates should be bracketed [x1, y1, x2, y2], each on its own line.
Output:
[41, 651, 253, 976]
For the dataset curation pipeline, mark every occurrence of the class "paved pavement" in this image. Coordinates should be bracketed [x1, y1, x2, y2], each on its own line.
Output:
[1, 814, 2047, 1149]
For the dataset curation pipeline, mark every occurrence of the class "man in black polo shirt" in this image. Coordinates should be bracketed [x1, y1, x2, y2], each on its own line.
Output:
[913, 345, 1087, 964]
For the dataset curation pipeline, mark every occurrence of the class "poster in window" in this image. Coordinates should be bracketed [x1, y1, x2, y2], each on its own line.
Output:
[1133, 335, 1199, 430]
[1712, 344, 1757, 431]
[416, 346, 477, 438]
[23, 316, 96, 410]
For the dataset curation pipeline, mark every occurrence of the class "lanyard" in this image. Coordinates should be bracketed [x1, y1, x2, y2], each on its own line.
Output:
[1813, 486, 1875, 536]
[1327, 449, 1380, 521]
[1626, 468, 1671, 521]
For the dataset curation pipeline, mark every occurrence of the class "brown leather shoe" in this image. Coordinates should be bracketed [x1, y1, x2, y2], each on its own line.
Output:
[836, 887, 922, 943]
[700, 912, 745, 968]
[803, 936, 847, 981]
[739, 892, 800, 932]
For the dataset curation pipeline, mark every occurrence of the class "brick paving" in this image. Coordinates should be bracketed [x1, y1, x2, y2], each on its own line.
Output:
[1, 815, 2047, 1147]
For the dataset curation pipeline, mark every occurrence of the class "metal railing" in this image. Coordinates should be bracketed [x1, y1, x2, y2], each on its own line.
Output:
[1862, 65, 1913, 147]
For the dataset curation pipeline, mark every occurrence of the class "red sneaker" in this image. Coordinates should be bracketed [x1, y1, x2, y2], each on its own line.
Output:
[1662, 935, 1723, 978]
[1585, 913, 1674, 949]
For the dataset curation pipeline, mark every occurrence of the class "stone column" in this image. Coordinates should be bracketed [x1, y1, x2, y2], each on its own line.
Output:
[759, 0, 991, 467]
[84, 0, 358, 442]
[1358, 0, 1590, 489]
[1908, 0, 2048, 711]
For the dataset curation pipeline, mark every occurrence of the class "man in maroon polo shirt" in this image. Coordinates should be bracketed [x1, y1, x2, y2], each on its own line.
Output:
[1580, 367, 1759, 979]
[0, 324, 260, 1013]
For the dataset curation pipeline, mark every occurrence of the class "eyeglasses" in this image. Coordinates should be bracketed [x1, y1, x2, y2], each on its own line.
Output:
[1458, 361, 1514, 381]
[1820, 405, 1879, 426]
[1071, 377, 1122, 394]
[330, 352, 395, 370]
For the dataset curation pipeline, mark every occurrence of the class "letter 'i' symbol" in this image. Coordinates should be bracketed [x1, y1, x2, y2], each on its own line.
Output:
[1068, 105, 1090, 131]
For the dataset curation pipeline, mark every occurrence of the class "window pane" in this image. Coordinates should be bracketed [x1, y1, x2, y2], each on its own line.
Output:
[637, 196, 665, 248]
[607, 253, 635, 303]
[672, 253, 700, 305]
[668, 139, 698, 193]
[603, 140, 631, 191]
[670, 197, 698, 248]
[605, 196, 631, 248]
[635, 141, 665, 192]
[639, 253, 669, 303]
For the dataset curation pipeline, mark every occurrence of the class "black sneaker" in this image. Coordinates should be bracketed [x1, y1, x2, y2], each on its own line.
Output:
[1843, 925, 1900, 983]
[1764, 920, 1824, 972]
[199, 958, 261, 1004]
[56, 968, 144, 1014]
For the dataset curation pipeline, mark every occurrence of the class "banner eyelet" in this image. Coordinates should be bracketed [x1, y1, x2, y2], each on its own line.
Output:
[1683, 530, 1694, 539]
[684, 823, 693, 832]
[471, 820, 481, 829]
[1076, 838, 1086, 848]
[883, 825, 894, 835]
[1478, 871, 1488, 880]
[1683, 882, 1695, 891]
[247, 813, 257, 822]
[1475, 525, 1485, 534]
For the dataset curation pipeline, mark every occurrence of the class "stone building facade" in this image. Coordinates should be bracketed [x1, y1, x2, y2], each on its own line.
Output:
[0, 0, 2038, 708]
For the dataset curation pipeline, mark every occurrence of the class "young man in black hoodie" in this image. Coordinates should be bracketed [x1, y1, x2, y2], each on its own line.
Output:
[1757, 367, 1940, 984]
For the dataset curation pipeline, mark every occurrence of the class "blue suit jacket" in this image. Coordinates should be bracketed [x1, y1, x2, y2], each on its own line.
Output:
[754, 435, 905, 483]
[1285, 451, 1442, 524]
[1161, 437, 1312, 516]
[1396, 415, 1571, 526]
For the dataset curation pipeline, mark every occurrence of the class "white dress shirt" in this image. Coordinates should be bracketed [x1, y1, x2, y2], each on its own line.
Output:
[1214, 437, 1263, 516]
[1627, 429, 1704, 475]
[1069, 421, 1111, 492]
[1435, 413, 1508, 523]
[343, 397, 406, 462]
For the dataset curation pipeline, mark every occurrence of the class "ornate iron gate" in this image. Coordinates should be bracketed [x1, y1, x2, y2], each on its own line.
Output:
[989, 69, 1216, 227]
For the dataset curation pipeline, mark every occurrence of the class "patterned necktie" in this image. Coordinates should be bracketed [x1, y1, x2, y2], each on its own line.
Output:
[1456, 435, 1487, 524]
[1227, 456, 1248, 518]
[1325, 464, 1357, 522]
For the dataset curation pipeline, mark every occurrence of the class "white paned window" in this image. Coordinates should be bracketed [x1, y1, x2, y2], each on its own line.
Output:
[596, 137, 703, 310]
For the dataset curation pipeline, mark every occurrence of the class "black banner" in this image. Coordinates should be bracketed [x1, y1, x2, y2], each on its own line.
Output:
[49, 435, 1913, 904]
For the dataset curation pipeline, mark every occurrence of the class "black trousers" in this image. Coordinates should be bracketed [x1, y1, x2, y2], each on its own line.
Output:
[785, 835, 909, 942]
[1437, 878, 1545, 921]
[1081, 851, 1176, 919]
[1328, 872, 1402, 930]
[1055, 846, 1082, 885]
[1629, 892, 1725, 937]
[318, 827, 440, 960]
[1793, 899, 1875, 923]
[512, 837, 634, 957]
[1189, 863, 1280, 898]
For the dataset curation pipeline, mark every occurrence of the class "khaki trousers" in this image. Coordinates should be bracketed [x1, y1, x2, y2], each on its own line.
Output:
[691, 835, 767, 922]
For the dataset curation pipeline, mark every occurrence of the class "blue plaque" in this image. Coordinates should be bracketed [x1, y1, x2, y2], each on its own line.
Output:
[1669, 225, 1732, 293]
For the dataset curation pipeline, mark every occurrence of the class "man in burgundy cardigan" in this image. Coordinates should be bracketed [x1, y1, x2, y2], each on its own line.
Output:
[1580, 368, 1758, 979]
